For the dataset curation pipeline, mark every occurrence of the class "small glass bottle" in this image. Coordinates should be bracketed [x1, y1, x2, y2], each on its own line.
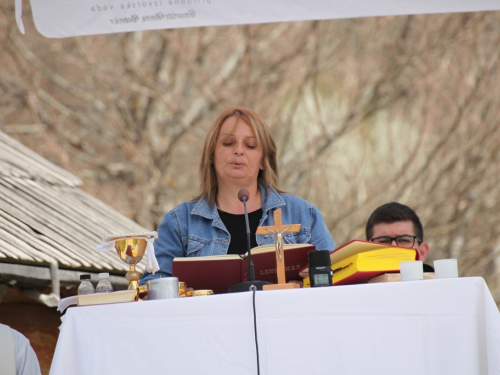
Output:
[78, 274, 95, 295]
[96, 273, 113, 293]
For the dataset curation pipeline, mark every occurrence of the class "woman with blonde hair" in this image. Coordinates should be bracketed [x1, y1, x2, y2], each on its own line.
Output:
[140, 107, 334, 283]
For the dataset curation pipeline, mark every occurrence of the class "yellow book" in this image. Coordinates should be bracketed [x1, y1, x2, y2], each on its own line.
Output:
[303, 240, 418, 287]
[329, 247, 417, 285]
[77, 289, 137, 306]
[57, 290, 137, 313]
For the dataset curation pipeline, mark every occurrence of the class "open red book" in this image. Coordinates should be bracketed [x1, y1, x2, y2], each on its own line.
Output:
[302, 239, 419, 286]
[172, 243, 315, 294]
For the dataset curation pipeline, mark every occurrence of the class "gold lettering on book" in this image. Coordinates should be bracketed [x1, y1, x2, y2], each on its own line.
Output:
[259, 268, 277, 275]
[260, 264, 301, 276]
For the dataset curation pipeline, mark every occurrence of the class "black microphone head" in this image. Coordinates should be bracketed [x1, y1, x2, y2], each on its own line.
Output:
[238, 189, 250, 202]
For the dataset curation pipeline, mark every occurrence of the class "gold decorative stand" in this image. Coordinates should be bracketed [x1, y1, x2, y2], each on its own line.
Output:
[256, 209, 301, 291]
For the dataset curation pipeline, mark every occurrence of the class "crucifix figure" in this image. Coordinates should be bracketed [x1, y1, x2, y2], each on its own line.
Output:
[256, 208, 301, 288]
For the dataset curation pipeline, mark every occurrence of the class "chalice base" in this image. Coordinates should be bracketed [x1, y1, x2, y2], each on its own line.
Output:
[125, 269, 141, 290]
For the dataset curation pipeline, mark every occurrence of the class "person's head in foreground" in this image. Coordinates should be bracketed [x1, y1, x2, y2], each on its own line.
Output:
[365, 202, 429, 261]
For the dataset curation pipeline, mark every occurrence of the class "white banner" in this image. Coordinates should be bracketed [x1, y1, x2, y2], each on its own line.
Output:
[17, 0, 500, 38]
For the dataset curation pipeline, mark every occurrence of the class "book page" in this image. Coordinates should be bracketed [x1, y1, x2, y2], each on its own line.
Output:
[251, 243, 314, 255]
[173, 254, 242, 262]
[330, 240, 417, 264]
[173, 243, 314, 260]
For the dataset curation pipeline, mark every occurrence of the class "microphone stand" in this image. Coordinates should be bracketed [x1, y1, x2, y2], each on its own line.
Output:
[228, 193, 271, 293]
[243, 195, 258, 282]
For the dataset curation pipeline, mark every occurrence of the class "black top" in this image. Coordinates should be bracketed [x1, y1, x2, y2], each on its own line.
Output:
[218, 208, 263, 255]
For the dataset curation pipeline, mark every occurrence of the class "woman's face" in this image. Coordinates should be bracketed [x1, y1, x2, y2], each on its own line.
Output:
[213, 116, 264, 187]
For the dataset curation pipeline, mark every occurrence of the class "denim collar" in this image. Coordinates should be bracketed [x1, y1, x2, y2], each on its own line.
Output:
[191, 185, 286, 220]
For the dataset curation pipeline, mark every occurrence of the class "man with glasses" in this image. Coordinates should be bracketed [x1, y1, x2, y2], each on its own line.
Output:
[366, 202, 433, 271]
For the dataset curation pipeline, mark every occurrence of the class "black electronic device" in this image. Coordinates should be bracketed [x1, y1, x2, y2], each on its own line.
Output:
[308, 250, 333, 287]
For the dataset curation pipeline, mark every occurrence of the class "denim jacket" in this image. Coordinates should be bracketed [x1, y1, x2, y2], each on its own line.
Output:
[140, 185, 335, 283]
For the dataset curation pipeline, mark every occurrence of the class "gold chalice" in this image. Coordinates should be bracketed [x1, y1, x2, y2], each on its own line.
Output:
[98, 231, 158, 291]
[114, 237, 148, 290]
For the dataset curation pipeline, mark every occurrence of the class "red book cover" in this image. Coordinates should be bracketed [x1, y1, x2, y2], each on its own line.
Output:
[252, 244, 315, 284]
[172, 244, 315, 294]
[172, 256, 244, 295]
[333, 270, 388, 286]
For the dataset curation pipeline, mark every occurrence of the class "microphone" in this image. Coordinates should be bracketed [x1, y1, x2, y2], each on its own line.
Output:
[228, 189, 272, 293]
[237, 189, 254, 281]
[238, 189, 249, 203]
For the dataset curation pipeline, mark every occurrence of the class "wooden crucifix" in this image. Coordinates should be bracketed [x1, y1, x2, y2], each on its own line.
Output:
[256, 208, 301, 290]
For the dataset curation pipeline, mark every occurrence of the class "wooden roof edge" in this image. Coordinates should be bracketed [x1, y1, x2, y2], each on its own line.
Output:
[0, 131, 82, 186]
[0, 257, 145, 274]
[0, 262, 130, 289]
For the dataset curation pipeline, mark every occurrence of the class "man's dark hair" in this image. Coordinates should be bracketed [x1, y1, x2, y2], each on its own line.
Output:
[365, 202, 424, 241]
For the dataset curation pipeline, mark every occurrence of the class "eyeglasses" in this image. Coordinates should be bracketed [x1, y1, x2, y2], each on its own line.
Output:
[370, 235, 420, 248]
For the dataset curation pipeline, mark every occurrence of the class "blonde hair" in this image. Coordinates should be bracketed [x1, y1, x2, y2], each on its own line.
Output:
[197, 107, 280, 206]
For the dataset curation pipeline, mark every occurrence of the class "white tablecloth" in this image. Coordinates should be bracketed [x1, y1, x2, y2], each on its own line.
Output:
[49, 277, 500, 375]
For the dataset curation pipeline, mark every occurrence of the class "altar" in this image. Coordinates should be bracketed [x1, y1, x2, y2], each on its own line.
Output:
[49, 277, 500, 375]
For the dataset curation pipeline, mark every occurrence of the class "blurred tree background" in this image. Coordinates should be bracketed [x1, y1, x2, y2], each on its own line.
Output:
[1, 1, 500, 304]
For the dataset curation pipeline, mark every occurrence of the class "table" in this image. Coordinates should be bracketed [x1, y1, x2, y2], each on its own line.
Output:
[49, 277, 500, 375]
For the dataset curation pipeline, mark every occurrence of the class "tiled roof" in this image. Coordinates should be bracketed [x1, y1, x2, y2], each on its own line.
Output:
[0, 130, 148, 274]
